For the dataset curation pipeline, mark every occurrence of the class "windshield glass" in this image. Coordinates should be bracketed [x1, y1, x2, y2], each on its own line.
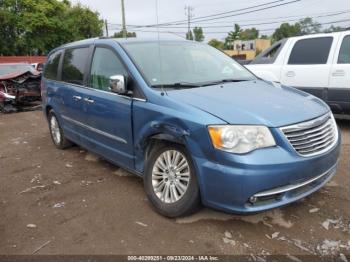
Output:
[122, 41, 256, 87]
[0, 64, 36, 75]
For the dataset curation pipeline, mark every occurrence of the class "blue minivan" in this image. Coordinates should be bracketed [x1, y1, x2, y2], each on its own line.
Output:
[42, 38, 341, 217]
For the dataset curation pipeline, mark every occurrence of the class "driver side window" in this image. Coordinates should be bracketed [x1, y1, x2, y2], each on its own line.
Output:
[90, 47, 127, 91]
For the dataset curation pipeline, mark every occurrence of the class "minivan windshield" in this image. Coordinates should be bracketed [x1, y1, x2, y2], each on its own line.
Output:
[121, 41, 256, 88]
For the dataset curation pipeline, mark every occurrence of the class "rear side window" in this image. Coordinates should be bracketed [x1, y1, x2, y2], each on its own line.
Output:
[338, 35, 350, 64]
[288, 37, 333, 65]
[62, 47, 89, 85]
[44, 51, 61, 80]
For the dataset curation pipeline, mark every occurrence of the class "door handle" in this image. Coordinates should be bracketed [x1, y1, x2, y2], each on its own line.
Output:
[332, 70, 345, 77]
[72, 95, 82, 101]
[83, 98, 95, 104]
[286, 71, 296, 77]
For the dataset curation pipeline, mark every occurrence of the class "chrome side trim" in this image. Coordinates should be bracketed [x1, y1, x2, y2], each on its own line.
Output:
[133, 97, 147, 102]
[45, 79, 148, 102]
[253, 164, 337, 198]
[61, 115, 127, 144]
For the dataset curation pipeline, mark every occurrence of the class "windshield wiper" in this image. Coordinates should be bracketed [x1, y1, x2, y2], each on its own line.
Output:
[152, 82, 202, 89]
[201, 79, 250, 86]
[151, 79, 251, 89]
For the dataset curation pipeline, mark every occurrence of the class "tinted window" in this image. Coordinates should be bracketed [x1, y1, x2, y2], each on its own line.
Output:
[90, 47, 127, 91]
[44, 51, 61, 80]
[62, 47, 89, 85]
[288, 37, 333, 65]
[338, 35, 350, 64]
[264, 44, 281, 59]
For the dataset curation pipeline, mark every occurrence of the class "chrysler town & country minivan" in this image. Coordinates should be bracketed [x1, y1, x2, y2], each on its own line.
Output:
[42, 38, 341, 217]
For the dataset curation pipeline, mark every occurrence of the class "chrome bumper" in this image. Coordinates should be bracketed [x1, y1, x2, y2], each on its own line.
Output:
[252, 164, 337, 199]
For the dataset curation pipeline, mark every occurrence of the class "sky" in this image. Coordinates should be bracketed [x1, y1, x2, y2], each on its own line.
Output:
[71, 0, 350, 41]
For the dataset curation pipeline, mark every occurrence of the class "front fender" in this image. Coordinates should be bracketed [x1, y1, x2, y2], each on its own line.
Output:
[134, 115, 191, 173]
[132, 97, 226, 174]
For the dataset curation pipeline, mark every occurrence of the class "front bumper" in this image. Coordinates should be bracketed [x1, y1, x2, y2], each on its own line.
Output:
[193, 130, 341, 214]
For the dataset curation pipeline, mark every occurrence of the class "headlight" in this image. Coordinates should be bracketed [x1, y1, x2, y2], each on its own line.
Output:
[208, 125, 276, 154]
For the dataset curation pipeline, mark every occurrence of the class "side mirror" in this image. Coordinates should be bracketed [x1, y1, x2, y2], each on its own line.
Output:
[109, 75, 127, 94]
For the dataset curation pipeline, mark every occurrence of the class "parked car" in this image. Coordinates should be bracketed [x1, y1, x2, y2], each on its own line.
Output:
[246, 31, 350, 119]
[0, 63, 41, 113]
[42, 38, 340, 217]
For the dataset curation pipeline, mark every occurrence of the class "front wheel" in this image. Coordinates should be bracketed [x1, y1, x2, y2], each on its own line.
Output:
[144, 144, 201, 217]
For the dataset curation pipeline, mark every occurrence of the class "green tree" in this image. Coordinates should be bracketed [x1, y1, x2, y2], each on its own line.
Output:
[324, 25, 345, 33]
[240, 27, 259, 40]
[208, 39, 224, 50]
[0, 0, 104, 55]
[224, 23, 241, 49]
[272, 23, 301, 42]
[0, 3, 17, 55]
[299, 17, 321, 35]
[193, 27, 204, 42]
[113, 31, 137, 38]
[65, 4, 104, 40]
[186, 30, 194, 41]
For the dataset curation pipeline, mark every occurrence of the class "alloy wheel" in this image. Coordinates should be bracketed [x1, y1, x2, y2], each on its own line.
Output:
[151, 150, 191, 204]
[50, 115, 61, 145]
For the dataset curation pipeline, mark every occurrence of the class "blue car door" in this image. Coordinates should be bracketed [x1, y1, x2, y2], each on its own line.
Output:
[81, 46, 134, 169]
[58, 46, 93, 144]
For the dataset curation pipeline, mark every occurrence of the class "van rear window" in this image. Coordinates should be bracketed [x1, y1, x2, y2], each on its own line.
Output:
[44, 51, 61, 80]
[62, 47, 89, 85]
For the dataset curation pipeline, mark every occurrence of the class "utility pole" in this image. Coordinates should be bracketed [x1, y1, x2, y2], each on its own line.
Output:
[185, 6, 194, 40]
[105, 19, 109, 37]
[121, 0, 127, 38]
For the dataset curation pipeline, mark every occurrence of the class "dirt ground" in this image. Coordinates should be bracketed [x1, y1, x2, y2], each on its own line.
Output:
[0, 111, 349, 258]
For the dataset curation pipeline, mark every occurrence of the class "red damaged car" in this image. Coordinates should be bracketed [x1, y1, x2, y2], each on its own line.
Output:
[0, 63, 42, 113]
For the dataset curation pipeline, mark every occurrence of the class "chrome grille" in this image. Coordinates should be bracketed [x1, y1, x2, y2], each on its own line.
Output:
[280, 113, 338, 157]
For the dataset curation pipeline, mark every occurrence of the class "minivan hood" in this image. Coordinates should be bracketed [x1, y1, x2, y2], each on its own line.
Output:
[167, 80, 329, 127]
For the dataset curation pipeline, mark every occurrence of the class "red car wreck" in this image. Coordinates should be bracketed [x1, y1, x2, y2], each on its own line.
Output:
[0, 63, 42, 113]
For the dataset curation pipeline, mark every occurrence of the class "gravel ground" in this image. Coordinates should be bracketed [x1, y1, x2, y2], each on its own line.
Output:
[0, 111, 349, 258]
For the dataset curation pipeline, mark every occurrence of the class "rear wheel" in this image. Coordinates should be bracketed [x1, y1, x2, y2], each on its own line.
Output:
[48, 110, 73, 149]
[144, 143, 200, 217]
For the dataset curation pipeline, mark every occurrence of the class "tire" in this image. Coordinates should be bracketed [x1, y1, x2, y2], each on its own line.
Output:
[144, 143, 201, 217]
[48, 110, 73, 149]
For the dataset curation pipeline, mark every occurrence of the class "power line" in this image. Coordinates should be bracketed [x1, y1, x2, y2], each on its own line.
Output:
[159, 0, 285, 26]
[110, 17, 350, 35]
[189, 9, 350, 25]
[110, 0, 302, 28]
[119, 10, 350, 29]
[108, 9, 350, 32]
[108, 9, 350, 27]
[150, 0, 303, 26]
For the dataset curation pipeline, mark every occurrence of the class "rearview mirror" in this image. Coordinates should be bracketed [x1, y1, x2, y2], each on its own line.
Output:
[109, 75, 127, 94]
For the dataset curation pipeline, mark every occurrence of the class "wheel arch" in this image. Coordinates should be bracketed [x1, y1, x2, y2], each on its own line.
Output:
[45, 105, 53, 119]
[134, 120, 191, 174]
[143, 133, 186, 163]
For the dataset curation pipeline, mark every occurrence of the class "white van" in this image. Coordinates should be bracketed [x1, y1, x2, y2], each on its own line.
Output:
[246, 31, 350, 119]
